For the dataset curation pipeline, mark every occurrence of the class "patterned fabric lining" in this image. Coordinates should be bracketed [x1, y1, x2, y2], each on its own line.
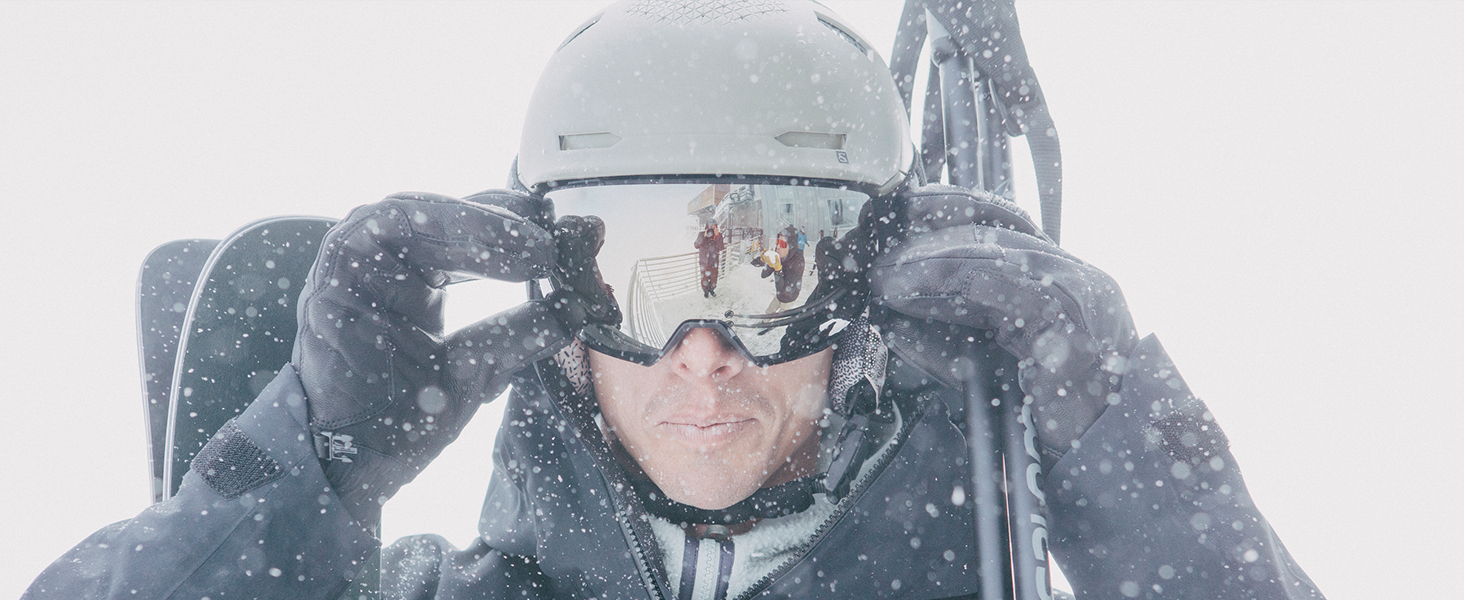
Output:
[552, 338, 593, 396]
[828, 315, 886, 416]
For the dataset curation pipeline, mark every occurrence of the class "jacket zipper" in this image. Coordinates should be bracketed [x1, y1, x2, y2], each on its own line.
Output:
[612, 493, 668, 600]
[537, 366, 671, 600]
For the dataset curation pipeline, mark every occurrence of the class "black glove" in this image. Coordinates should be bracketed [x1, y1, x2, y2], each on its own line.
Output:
[293, 191, 571, 524]
[870, 185, 1140, 457]
[546, 215, 621, 328]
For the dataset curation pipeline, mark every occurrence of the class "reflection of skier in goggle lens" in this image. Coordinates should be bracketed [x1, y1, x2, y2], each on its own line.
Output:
[541, 181, 886, 367]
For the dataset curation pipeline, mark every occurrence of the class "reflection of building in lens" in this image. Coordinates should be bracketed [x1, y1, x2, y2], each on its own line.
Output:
[687, 184, 757, 297]
[684, 183, 866, 315]
[752, 185, 864, 251]
[685, 184, 865, 254]
[685, 184, 731, 222]
[689, 184, 762, 252]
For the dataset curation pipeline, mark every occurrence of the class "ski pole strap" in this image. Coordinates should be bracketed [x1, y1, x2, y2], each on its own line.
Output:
[889, 0, 1064, 244]
[1023, 109, 1063, 244]
[889, 0, 930, 115]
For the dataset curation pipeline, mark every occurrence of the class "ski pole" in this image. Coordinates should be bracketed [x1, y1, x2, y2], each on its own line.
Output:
[961, 340, 1014, 600]
[974, 75, 1014, 199]
[891, 3, 1058, 598]
[928, 8, 1051, 600]
[924, 10, 1020, 600]
[999, 353, 1054, 600]
[929, 20, 982, 189]
[929, 13, 1024, 600]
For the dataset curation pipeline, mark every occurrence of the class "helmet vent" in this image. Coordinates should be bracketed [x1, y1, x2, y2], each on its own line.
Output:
[559, 132, 623, 151]
[624, 0, 789, 26]
[817, 16, 867, 55]
[558, 15, 602, 50]
[775, 131, 846, 150]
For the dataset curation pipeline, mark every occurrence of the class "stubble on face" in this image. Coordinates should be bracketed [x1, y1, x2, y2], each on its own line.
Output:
[588, 333, 832, 510]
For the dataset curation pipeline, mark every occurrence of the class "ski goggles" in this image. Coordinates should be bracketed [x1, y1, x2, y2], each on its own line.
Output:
[544, 180, 874, 367]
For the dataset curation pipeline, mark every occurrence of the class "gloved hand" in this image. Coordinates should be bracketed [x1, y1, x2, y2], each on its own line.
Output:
[547, 214, 622, 328]
[870, 185, 1140, 458]
[294, 190, 571, 525]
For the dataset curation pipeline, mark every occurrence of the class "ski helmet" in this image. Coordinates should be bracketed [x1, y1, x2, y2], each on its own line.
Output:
[516, 0, 914, 195]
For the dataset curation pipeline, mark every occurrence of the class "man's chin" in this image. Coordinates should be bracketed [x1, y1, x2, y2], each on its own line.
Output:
[657, 473, 762, 511]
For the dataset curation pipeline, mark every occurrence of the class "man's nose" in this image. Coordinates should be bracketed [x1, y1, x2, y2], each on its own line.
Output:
[668, 328, 748, 383]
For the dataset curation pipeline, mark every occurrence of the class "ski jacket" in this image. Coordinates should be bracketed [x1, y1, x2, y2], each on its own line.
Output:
[694, 228, 723, 267]
[762, 228, 805, 303]
[814, 236, 837, 271]
[25, 336, 1323, 600]
[694, 229, 723, 292]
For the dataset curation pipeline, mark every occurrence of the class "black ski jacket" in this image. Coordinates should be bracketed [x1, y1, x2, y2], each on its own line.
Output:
[25, 336, 1323, 600]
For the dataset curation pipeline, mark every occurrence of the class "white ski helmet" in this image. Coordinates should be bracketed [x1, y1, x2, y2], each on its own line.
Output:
[517, 0, 914, 195]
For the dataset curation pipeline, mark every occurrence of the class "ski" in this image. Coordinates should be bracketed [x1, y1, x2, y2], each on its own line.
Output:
[137, 238, 220, 504]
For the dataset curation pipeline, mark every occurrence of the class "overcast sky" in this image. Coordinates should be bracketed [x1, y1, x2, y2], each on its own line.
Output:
[2, 2, 1460, 598]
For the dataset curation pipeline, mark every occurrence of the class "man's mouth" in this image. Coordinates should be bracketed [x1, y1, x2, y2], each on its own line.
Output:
[659, 419, 755, 446]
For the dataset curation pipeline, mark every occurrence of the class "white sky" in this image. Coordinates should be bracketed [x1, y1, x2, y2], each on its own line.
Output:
[2, 2, 1461, 598]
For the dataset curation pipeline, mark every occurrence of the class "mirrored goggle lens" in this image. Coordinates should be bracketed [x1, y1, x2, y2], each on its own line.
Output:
[546, 182, 871, 365]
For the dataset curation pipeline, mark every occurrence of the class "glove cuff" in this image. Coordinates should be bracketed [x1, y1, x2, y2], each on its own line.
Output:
[318, 441, 419, 526]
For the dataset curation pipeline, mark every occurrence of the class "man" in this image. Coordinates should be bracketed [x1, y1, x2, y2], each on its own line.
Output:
[24, 2, 1323, 599]
[695, 223, 723, 298]
[755, 226, 806, 313]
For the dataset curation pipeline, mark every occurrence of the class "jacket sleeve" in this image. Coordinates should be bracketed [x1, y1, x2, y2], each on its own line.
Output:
[1046, 335, 1325, 600]
[24, 366, 378, 600]
[377, 534, 554, 599]
[373, 447, 556, 600]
